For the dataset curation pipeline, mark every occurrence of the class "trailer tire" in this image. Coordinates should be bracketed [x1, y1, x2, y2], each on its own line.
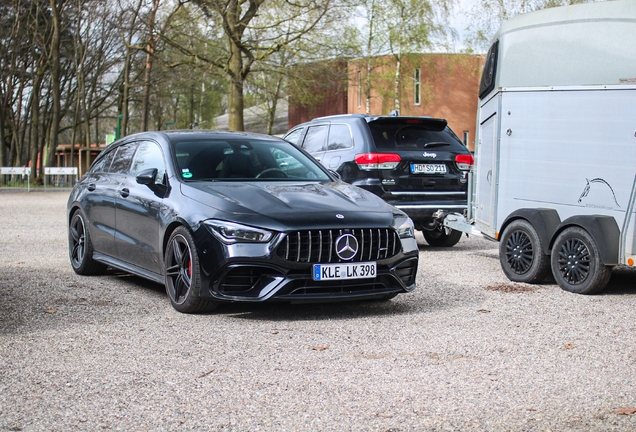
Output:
[421, 228, 463, 247]
[499, 219, 550, 283]
[550, 227, 612, 294]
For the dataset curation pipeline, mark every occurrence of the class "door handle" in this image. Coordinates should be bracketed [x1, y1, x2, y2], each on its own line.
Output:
[119, 188, 130, 198]
[87, 183, 96, 191]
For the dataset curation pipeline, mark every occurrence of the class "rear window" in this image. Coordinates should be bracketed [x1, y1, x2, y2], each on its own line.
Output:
[368, 122, 466, 151]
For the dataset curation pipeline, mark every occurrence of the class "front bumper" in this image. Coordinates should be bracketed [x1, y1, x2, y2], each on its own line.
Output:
[194, 228, 419, 303]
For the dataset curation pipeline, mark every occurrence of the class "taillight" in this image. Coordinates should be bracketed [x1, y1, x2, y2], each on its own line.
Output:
[455, 154, 474, 170]
[355, 153, 401, 170]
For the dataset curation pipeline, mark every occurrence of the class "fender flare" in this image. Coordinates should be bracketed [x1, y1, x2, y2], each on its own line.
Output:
[554, 215, 620, 265]
[500, 208, 561, 255]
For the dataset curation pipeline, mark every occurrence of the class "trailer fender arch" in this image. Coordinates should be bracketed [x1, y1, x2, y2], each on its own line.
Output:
[500, 208, 561, 255]
[552, 215, 620, 265]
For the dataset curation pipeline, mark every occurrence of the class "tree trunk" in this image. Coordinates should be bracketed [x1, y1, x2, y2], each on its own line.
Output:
[141, 0, 160, 131]
[29, 82, 41, 180]
[46, 0, 62, 168]
[394, 47, 402, 113]
[228, 40, 245, 131]
[0, 105, 5, 166]
[365, 0, 376, 115]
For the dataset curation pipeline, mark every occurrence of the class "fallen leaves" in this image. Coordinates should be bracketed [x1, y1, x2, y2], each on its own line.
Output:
[197, 369, 215, 379]
[565, 342, 577, 349]
[312, 346, 328, 351]
[615, 407, 636, 415]
[485, 283, 535, 293]
[44, 309, 56, 314]
[477, 309, 491, 313]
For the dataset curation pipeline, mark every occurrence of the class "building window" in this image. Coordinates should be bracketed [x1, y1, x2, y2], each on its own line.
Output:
[357, 71, 362, 109]
[463, 131, 469, 146]
[414, 67, 421, 106]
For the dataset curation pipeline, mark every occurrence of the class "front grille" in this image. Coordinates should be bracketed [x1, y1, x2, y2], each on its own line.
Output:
[276, 228, 400, 263]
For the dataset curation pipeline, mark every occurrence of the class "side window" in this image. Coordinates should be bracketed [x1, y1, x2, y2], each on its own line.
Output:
[283, 128, 304, 145]
[90, 148, 117, 173]
[108, 143, 138, 174]
[301, 125, 328, 154]
[131, 141, 167, 184]
[479, 40, 499, 99]
[327, 124, 353, 151]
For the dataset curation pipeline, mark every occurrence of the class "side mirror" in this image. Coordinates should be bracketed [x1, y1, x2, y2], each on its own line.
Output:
[136, 168, 158, 185]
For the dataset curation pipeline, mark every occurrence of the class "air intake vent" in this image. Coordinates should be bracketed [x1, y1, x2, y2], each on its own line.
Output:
[276, 228, 400, 263]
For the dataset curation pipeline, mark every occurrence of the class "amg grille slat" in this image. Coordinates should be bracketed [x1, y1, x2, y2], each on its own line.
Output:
[296, 232, 301, 262]
[277, 228, 400, 264]
[359, 229, 365, 261]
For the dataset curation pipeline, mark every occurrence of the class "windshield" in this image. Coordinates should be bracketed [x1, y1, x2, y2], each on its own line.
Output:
[173, 138, 331, 181]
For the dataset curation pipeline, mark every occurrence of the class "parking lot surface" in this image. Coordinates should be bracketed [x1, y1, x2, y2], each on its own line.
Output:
[2, 192, 636, 431]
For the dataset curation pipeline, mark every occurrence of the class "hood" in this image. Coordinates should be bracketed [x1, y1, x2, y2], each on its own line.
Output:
[181, 181, 399, 229]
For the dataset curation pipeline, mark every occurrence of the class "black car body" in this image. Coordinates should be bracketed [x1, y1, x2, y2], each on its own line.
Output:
[284, 115, 474, 247]
[67, 131, 418, 313]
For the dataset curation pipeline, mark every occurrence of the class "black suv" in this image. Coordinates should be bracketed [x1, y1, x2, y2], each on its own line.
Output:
[283, 114, 473, 247]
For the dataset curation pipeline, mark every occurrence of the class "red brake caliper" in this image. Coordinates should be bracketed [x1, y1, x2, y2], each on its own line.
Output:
[187, 259, 192, 277]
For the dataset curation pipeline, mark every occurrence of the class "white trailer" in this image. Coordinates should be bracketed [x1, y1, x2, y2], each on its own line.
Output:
[445, 0, 636, 294]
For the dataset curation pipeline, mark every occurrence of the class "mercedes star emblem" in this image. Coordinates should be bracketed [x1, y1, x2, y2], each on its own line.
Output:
[335, 234, 358, 261]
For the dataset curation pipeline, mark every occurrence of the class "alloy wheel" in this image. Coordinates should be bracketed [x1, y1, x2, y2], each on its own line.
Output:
[165, 234, 193, 304]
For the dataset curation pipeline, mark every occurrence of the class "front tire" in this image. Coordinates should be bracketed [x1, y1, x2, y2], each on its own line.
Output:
[421, 228, 462, 247]
[68, 210, 107, 275]
[499, 219, 550, 283]
[164, 226, 218, 313]
[551, 227, 612, 294]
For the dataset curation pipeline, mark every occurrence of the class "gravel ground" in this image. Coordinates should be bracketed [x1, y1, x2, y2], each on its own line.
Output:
[2, 192, 636, 431]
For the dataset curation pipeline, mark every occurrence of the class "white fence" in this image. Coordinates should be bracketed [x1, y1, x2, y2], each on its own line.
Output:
[0, 167, 31, 192]
[0, 167, 79, 192]
[44, 167, 78, 190]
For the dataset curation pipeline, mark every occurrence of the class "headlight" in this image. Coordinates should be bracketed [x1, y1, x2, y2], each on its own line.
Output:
[396, 218, 415, 239]
[204, 220, 273, 244]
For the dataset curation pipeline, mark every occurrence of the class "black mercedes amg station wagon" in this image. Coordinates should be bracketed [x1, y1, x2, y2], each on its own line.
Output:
[67, 131, 418, 313]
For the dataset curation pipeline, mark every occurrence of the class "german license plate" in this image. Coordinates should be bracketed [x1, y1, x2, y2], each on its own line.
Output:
[411, 163, 447, 174]
[313, 262, 377, 281]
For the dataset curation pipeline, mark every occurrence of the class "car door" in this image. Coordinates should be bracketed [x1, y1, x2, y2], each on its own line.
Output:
[83, 143, 136, 258]
[321, 123, 355, 171]
[114, 140, 168, 275]
[299, 124, 328, 164]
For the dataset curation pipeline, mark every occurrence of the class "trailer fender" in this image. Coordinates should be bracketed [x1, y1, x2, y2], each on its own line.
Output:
[553, 215, 620, 265]
[500, 208, 561, 255]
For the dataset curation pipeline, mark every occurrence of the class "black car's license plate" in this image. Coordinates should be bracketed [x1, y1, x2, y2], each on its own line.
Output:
[313, 262, 376, 281]
[411, 163, 447, 174]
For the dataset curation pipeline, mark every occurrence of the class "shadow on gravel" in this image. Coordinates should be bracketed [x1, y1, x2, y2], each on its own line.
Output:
[603, 266, 636, 295]
[0, 268, 167, 335]
[214, 298, 418, 322]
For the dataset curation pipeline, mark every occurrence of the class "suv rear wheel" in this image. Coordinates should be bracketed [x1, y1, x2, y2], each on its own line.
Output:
[421, 228, 462, 247]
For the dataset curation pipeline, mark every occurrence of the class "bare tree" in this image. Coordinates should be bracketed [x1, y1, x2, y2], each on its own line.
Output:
[159, 0, 335, 131]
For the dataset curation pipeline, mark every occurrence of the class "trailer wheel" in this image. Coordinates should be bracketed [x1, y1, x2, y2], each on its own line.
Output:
[499, 219, 550, 283]
[551, 227, 612, 294]
[421, 228, 463, 247]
